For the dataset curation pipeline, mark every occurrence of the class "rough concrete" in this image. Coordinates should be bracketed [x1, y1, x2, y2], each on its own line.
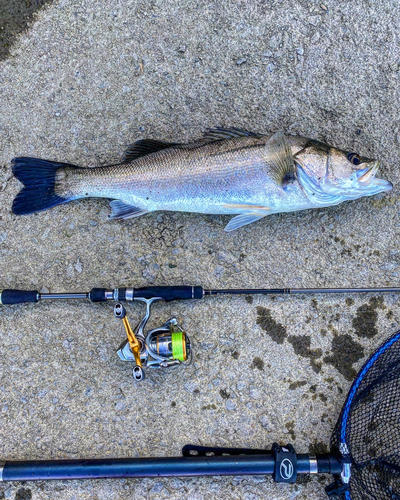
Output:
[1, 0, 400, 498]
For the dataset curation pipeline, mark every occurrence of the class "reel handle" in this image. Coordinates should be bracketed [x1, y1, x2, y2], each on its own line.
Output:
[0, 289, 39, 305]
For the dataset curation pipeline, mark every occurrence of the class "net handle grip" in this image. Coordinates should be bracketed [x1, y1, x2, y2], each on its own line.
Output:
[0, 289, 39, 305]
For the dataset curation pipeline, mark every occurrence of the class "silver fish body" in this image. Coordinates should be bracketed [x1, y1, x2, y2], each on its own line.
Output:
[12, 129, 392, 231]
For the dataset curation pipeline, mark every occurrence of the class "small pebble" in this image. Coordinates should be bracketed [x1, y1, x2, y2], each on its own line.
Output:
[75, 259, 83, 273]
[184, 380, 199, 392]
[115, 401, 127, 411]
[309, 15, 321, 26]
[250, 389, 261, 399]
[150, 482, 164, 494]
[226, 400, 236, 410]
[66, 265, 74, 278]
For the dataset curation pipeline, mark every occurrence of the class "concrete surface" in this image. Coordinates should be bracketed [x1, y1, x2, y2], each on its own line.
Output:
[1, 0, 400, 498]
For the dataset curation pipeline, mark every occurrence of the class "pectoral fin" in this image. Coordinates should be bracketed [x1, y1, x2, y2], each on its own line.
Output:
[224, 212, 266, 232]
[265, 131, 295, 189]
[109, 200, 149, 219]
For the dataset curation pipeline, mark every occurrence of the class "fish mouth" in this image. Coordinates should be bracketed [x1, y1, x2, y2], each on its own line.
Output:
[358, 161, 392, 192]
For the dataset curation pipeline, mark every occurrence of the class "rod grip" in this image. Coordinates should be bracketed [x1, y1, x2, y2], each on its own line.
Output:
[0, 289, 39, 305]
[133, 286, 203, 301]
[89, 288, 109, 302]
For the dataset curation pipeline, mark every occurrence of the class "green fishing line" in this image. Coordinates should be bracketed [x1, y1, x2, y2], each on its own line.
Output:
[171, 331, 185, 361]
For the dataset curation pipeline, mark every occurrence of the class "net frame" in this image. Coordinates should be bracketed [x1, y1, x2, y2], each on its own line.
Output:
[330, 331, 400, 500]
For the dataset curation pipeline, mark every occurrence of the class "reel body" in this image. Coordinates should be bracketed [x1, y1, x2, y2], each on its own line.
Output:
[114, 298, 191, 381]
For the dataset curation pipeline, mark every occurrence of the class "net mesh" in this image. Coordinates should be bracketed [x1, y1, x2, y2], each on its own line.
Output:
[330, 331, 400, 499]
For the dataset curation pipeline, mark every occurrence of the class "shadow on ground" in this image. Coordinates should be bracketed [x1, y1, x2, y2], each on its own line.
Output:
[0, 0, 52, 60]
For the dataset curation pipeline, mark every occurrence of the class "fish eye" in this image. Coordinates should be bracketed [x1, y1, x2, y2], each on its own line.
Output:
[347, 152, 362, 165]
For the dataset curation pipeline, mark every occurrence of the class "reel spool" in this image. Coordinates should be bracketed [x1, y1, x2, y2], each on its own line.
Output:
[114, 298, 191, 381]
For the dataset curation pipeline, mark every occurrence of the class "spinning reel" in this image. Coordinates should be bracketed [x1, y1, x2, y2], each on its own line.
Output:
[114, 298, 191, 381]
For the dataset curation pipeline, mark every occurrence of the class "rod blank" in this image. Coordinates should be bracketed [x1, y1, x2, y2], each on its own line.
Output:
[206, 287, 400, 295]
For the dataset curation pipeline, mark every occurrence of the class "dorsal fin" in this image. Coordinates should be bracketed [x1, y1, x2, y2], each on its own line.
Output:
[122, 139, 180, 163]
[202, 127, 262, 142]
[265, 131, 295, 189]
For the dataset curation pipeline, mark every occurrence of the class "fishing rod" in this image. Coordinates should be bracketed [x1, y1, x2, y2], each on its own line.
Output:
[1, 330, 399, 500]
[2, 284, 400, 381]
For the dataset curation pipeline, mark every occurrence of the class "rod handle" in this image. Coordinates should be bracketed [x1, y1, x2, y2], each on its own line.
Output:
[0, 289, 39, 305]
[89, 288, 109, 302]
[130, 286, 204, 302]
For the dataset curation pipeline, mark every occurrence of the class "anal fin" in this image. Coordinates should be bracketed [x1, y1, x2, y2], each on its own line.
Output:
[109, 200, 149, 220]
[224, 212, 266, 232]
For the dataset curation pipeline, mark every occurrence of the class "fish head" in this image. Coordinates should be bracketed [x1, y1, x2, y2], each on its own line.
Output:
[294, 140, 392, 202]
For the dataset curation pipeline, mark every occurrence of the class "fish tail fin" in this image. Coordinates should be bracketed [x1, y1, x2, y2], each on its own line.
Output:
[12, 157, 80, 215]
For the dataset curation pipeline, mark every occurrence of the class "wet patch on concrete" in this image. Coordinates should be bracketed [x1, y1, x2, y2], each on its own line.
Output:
[251, 356, 264, 371]
[288, 380, 307, 390]
[323, 334, 364, 381]
[352, 296, 385, 338]
[256, 307, 287, 344]
[202, 404, 217, 410]
[0, 0, 53, 61]
[296, 475, 312, 484]
[285, 420, 296, 440]
[311, 392, 327, 403]
[219, 388, 230, 399]
[287, 335, 323, 373]
[15, 489, 32, 500]
[309, 441, 329, 454]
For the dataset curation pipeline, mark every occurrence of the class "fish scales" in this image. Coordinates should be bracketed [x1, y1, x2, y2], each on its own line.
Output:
[11, 129, 392, 231]
[60, 136, 276, 211]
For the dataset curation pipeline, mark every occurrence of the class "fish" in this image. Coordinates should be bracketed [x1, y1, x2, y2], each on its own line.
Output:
[11, 128, 392, 231]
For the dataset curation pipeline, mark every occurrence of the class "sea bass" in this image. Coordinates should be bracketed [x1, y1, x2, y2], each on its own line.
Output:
[11, 128, 392, 231]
